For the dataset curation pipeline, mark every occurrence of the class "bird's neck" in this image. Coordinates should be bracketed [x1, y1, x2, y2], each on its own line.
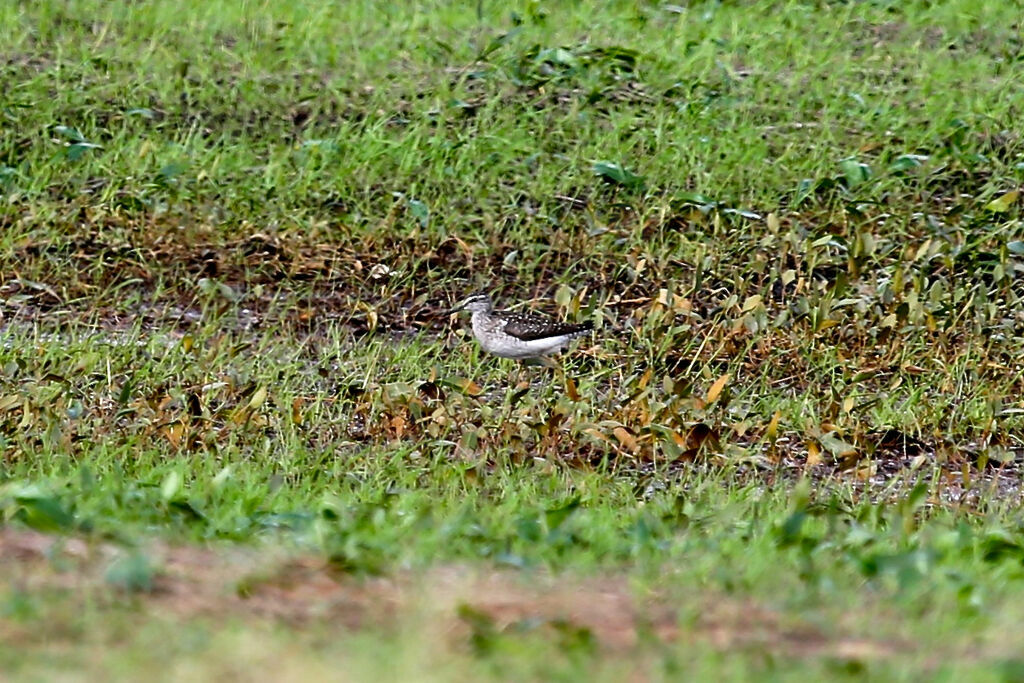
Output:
[470, 310, 493, 333]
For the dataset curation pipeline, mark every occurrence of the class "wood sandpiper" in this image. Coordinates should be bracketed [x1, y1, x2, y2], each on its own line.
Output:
[446, 292, 593, 360]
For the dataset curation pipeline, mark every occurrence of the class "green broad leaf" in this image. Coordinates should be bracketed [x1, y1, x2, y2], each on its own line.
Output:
[161, 470, 182, 502]
[212, 465, 233, 489]
[105, 553, 156, 592]
[158, 161, 188, 182]
[66, 142, 102, 161]
[839, 158, 871, 187]
[516, 514, 543, 542]
[18, 496, 74, 531]
[794, 178, 815, 204]
[197, 277, 239, 302]
[544, 496, 581, 532]
[53, 125, 86, 142]
[538, 47, 578, 67]
[1, 482, 74, 531]
[169, 499, 206, 521]
[820, 431, 858, 458]
[674, 191, 715, 206]
[477, 27, 521, 60]
[593, 161, 644, 189]
[985, 189, 1019, 213]
[407, 198, 429, 227]
[889, 154, 927, 173]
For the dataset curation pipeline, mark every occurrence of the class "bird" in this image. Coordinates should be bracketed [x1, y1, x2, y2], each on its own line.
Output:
[446, 292, 594, 361]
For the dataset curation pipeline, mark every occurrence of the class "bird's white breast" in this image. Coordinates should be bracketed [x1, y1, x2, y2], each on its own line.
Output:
[471, 312, 571, 359]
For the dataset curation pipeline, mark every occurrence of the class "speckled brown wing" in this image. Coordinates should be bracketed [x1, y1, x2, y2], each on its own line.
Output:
[501, 311, 594, 341]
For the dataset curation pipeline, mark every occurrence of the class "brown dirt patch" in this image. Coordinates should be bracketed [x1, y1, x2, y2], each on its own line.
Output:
[0, 527, 899, 660]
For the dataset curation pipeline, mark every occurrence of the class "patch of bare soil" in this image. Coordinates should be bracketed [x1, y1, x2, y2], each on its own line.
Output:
[0, 527, 899, 660]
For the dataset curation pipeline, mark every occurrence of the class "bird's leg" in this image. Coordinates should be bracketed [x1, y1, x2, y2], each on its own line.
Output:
[537, 356, 559, 370]
[513, 356, 557, 388]
[511, 361, 530, 390]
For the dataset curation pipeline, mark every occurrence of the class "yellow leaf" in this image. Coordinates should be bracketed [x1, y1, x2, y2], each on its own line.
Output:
[248, 386, 267, 411]
[741, 295, 762, 312]
[914, 239, 932, 261]
[765, 411, 781, 440]
[806, 440, 822, 467]
[390, 415, 407, 438]
[451, 378, 483, 396]
[162, 422, 186, 448]
[612, 426, 639, 452]
[985, 189, 1019, 213]
[854, 460, 876, 481]
[18, 398, 32, 428]
[672, 296, 692, 314]
[0, 395, 21, 413]
[565, 376, 581, 402]
[706, 373, 730, 404]
[291, 397, 304, 425]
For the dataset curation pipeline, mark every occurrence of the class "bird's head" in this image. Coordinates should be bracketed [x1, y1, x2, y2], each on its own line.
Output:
[446, 292, 493, 315]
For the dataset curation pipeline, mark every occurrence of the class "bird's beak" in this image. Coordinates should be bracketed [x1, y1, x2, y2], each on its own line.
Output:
[442, 303, 465, 316]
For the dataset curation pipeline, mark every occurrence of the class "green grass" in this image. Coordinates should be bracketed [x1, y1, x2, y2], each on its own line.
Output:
[3, 0, 1024, 679]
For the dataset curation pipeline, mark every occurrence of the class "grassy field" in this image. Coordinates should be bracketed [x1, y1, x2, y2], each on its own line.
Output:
[3, 0, 1024, 679]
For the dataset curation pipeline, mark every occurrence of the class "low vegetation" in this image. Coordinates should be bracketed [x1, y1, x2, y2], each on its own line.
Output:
[2, 0, 1024, 678]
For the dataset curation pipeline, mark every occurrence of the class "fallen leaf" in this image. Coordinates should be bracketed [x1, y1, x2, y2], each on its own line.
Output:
[0, 395, 21, 413]
[247, 386, 267, 411]
[565, 376, 581, 402]
[449, 378, 483, 396]
[706, 373, 730, 404]
[765, 411, 781, 440]
[161, 422, 186, 448]
[612, 426, 639, 452]
[985, 189, 1019, 213]
[806, 440, 822, 467]
[390, 415, 407, 438]
[820, 431, 858, 459]
[683, 423, 720, 453]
